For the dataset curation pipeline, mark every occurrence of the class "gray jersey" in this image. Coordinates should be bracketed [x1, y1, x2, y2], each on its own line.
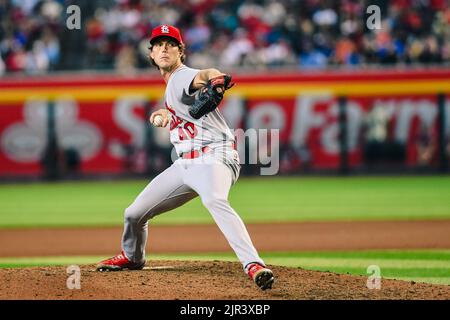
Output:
[165, 65, 235, 155]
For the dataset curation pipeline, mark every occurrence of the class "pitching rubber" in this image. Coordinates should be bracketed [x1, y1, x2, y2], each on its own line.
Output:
[96, 261, 146, 272]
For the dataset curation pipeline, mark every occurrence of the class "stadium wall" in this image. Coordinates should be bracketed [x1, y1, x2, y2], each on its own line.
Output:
[0, 69, 449, 177]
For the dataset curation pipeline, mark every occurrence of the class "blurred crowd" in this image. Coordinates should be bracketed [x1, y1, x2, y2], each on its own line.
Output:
[1, 0, 450, 76]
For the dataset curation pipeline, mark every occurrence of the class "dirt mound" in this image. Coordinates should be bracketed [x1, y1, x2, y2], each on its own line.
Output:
[0, 260, 448, 300]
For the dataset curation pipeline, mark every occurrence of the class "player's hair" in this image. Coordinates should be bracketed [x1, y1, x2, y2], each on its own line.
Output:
[148, 41, 186, 69]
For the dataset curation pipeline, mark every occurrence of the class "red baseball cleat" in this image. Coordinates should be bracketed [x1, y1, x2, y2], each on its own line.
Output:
[246, 262, 274, 290]
[96, 251, 145, 272]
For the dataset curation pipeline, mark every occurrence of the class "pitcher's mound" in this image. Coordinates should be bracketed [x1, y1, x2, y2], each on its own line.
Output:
[0, 260, 448, 300]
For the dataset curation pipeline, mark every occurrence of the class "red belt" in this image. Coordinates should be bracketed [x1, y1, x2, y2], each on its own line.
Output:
[181, 146, 211, 159]
[181, 142, 237, 160]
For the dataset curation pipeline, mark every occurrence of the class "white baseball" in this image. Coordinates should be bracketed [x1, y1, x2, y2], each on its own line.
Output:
[152, 115, 164, 127]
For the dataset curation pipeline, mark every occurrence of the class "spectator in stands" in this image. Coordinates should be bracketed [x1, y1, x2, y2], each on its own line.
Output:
[416, 122, 437, 167]
[115, 41, 137, 75]
[0, 0, 449, 74]
[0, 54, 5, 75]
[363, 105, 389, 164]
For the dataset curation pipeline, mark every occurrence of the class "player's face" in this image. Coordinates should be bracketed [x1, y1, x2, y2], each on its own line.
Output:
[150, 37, 182, 69]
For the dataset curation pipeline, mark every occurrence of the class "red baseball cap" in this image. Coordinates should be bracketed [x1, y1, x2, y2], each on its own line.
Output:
[149, 25, 183, 45]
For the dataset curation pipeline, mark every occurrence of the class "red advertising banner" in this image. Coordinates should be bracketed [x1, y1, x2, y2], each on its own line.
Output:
[0, 69, 449, 177]
[232, 94, 447, 171]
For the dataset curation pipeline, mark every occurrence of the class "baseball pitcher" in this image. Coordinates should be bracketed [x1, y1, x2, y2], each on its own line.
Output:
[96, 25, 274, 290]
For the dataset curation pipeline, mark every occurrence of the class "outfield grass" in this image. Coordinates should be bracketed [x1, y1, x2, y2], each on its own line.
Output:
[0, 176, 449, 228]
[0, 250, 448, 286]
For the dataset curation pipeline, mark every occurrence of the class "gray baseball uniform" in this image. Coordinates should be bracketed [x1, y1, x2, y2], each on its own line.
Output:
[121, 65, 265, 269]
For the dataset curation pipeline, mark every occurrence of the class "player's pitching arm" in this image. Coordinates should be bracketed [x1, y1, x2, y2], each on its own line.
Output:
[149, 108, 169, 127]
[149, 68, 230, 127]
[188, 69, 235, 119]
[190, 68, 225, 90]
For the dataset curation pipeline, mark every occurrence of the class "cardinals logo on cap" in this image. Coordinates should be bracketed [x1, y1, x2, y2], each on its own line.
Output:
[161, 25, 169, 33]
[150, 25, 183, 44]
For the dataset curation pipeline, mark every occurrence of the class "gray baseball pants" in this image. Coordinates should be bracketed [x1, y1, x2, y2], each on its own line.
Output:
[121, 151, 265, 269]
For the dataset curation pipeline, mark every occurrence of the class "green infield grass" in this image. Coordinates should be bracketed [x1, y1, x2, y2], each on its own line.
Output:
[0, 250, 448, 286]
[0, 176, 449, 228]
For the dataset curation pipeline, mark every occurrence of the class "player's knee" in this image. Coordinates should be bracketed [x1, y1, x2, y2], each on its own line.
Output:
[201, 197, 229, 210]
[124, 205, 145, 225]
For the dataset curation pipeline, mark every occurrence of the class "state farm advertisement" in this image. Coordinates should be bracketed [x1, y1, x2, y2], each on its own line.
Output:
[0, 70, 449, 177]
